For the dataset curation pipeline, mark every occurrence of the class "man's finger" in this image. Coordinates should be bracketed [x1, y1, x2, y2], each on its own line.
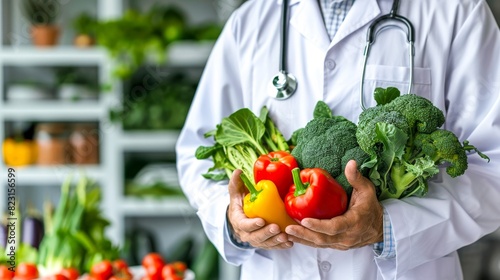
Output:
[299, 216, 350, 235]
[237, 217, 266, 232]
[345, 160, 374, 192]
[228, 169, 246, 197]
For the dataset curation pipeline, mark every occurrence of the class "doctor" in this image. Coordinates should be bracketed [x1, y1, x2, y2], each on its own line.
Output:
[176, 0, 500, 279]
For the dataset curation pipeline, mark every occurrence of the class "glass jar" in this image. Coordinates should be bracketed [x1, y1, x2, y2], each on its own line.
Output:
[35, 123, 69, 165]
[69, 123, 99, 165]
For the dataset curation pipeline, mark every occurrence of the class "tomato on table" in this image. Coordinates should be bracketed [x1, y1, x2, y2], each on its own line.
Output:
[91, 260, 114, 280]
[112, 259, 129, 271]
[142, 253, 166, 280]
[169, 262, 187, 274]
[41, 274, 69, 280]
[0, 265, 15, 279]
[59, 268, 79, 280]
[15, 263, 38, 280]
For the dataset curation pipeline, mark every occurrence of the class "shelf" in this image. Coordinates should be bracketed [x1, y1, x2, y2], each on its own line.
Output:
[119, 130, 180, 152]
[1, 164, 104, 185]
[0, 42, 213, 67]
[1, 101, 105, 121]
[0, 46, 107, 65]
[120, 197, 195, 217]
[166, 41, 214, 67]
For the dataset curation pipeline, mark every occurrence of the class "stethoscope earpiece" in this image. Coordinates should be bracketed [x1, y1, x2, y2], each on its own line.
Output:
[269, 72, 297, 100]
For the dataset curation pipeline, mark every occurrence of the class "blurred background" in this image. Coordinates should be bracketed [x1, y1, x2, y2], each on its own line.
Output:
[0, 0, 499, 279]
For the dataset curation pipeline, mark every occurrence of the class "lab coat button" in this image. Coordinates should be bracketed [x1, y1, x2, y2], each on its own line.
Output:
[325, 59, 336, 70]
[319, 261, 331, 272]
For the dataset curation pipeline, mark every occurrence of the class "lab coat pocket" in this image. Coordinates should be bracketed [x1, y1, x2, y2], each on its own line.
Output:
[362, 65, 432, 108]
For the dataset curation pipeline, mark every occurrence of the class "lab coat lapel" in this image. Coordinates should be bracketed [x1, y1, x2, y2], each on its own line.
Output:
[289, 0, 331, 51]
[331, 0, 382, 46]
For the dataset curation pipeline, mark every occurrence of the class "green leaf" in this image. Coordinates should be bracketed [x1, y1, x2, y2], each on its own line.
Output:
[374, 87, 401, 105]
[215, 108, 267, 155]
[313, 101, 333, 119]
[195, 145, 221, 160]
[202, 172, 228, 181]
[259, 106, 269, 123]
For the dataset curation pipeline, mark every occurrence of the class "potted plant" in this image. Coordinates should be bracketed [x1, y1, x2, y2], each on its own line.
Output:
[22, 0, 61, 47]
[72, 13, 97, 48]
[56, 68, 98, 101]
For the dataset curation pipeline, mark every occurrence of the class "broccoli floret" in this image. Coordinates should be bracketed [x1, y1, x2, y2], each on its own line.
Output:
[341, 146, 371, 177]
[414, 129, 468, 177]
[291, 116, 358, 178]
[356, 87, 487, 200]
[334, 146, 371, 197]
[384, 94, 445, 133]
[357, 106, 410, 155]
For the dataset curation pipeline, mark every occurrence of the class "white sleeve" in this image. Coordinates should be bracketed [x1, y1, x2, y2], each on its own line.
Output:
[175, 9, 255, 265]
[375, 1, 500, 278]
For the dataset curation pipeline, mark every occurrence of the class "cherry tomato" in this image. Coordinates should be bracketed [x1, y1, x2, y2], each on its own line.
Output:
[161, 265, 176, 278]
[15, 263, 38, 280]
[59, 268, 79, 280]
[141, 253, 165, 268]
[112, 259, 128, 271]
[0, 265, 15, 280]
[41, 274, 69, 280]
[170, 262, 187, 273]
[142, 253, 165, 280]
[91, 260, 114, 280]
[163, 274, 183, 280]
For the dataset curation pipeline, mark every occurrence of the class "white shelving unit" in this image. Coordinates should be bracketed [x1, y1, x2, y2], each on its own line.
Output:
[0, 0, 241, 278]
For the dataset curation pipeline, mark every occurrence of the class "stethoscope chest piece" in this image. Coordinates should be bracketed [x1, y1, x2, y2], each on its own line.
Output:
[269, 72, 297, 100]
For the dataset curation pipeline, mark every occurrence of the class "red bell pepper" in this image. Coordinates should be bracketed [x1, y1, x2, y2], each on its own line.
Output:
[254, 151, 299, 200]
[285, 167, 348, 222]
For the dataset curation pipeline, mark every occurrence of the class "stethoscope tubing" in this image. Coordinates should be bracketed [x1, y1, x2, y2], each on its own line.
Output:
[271, 0, 415, 107]
[359, 0, 415, 109]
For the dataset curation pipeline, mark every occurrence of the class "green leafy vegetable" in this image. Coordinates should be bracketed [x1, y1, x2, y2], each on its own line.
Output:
[356, 87, 489, 200]
[195, 107, 290, 186]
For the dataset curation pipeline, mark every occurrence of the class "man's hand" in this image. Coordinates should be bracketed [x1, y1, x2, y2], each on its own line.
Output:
[227, 169, 293, 250]
[285, 160, 384, 250]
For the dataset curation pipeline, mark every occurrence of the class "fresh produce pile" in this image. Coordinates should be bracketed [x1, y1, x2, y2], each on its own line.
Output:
[196, 87, 489, 224]
[0, 253, 190, 280]
[0, 175, 122, 279]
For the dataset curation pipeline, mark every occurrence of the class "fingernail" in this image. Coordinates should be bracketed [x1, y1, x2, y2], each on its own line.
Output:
[256, 220, 265, 227]
[270, 227, 278, 234]
[285, 228, 295, 235]
[285, 242, 293, 247]
[277, 237, 283, 242]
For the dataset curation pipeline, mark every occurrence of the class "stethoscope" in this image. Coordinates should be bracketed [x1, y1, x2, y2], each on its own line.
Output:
[269, 0, 415, 110]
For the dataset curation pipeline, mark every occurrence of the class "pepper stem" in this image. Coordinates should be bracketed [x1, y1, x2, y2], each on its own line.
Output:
[291, 167, 308, 197]
[240, 173, 261, 202]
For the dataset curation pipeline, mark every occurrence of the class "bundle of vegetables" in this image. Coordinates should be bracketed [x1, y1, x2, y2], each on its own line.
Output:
[356, 87, 489, 200]
[37, 175, 120, 277]
[196, 105, 351, 228]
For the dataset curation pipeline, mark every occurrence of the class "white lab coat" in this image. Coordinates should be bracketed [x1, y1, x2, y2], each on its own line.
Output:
[175, 0, 500, 279]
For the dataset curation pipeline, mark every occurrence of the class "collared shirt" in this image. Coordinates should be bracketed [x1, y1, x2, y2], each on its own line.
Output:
[318, 0, 396, 259]
[319, 0, 356, 40]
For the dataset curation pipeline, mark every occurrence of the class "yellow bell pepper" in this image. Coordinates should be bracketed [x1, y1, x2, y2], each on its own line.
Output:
[2, 138, 37, 166]
[241, 174, 297, 232]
